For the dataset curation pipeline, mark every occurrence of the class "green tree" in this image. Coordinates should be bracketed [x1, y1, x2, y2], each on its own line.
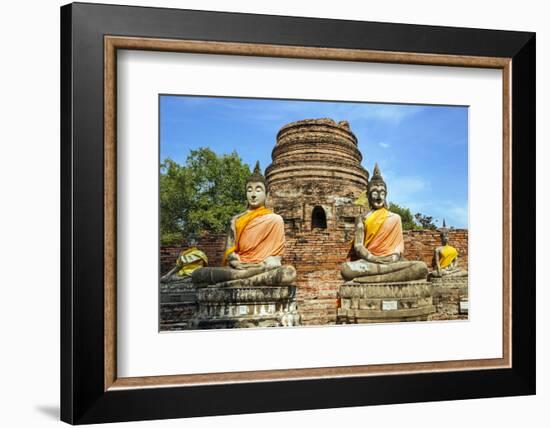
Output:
[160, 148, 251, 245]
[414, 213, 438, 230]
[388, 202, 418, 230]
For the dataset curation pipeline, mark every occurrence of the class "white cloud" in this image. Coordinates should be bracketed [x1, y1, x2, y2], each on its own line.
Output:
[387, 193, 468, 229]
[388, 175, 431, 198]
[164, 96, 427, 135]
[439, 203, 468, 228]
[379, 142, 390, 149]
[337, 103, 425, 125]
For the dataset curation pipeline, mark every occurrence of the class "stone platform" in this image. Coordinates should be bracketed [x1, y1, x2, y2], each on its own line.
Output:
[194, 285, 301, 329]
[337, 280, 435, 323]
[429, 275, 469, 319]
[160, 277, 198, 331]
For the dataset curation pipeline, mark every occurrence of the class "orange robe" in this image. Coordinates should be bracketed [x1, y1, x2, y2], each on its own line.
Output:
[364, 210, 404, 257]
[224, 208, 285, 264]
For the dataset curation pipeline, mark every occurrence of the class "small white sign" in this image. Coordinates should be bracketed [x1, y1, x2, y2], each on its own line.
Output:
[459, 299, 469, 313]
[238, 305, 248, 315]
[382, 300, 398, 311]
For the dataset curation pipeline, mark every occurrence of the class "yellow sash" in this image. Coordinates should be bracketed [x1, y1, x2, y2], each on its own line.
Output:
[439, 244, 458, 268]
[223, 206, 273, 265]
[175, 247, 208, 276]
[363, 208, 389, 247]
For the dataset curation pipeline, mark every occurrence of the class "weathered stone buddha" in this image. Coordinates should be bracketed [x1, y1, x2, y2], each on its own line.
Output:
[431, 222, 467, 278]
[159, 238, 209, 330]
[191, 161, 296, 287]
[341, 164, 428, 283]
[161, 238, 208, 283]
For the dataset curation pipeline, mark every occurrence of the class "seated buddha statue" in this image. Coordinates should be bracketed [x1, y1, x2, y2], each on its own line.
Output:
[191, 162, 296, 287]
[341, 164, 428, 283]
[431, 222, 467, 278]
[160, 239, 208, 283]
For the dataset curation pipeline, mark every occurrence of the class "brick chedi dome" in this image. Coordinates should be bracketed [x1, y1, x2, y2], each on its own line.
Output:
[265, 118, 369, 234]
[265, 118, 369, 325]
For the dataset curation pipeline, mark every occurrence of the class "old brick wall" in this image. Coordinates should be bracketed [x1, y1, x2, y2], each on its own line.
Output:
[160, 233, 226, 275]
[403, 229, 468, 271]
[283, 229, 354, 325]
[161, 229, 468, 325]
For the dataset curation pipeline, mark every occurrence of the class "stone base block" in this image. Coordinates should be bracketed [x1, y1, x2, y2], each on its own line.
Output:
[160, 277, 198, 330]
[337, 280, 435, 323]
[194, 285, 301, 329]
[429, 275, 469, 319]
[429, 275, 469, 288]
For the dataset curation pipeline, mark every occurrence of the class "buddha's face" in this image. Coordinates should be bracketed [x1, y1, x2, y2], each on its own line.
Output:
[368, 184, 387, 210]
[440, 232, 449, 245]
[246, 181, 267, 209]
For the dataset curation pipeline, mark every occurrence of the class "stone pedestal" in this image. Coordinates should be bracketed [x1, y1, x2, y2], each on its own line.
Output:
[429, 275, 469, 319]
[337, 280, 436, 323]
[194, 285, 301, 329]
[160, 277, 198, 330]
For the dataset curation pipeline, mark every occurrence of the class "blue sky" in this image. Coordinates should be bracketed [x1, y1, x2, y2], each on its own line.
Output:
[160, 95, 468, 228]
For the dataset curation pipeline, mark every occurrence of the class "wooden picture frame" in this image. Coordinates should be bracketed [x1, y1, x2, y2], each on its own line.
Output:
[61, 2, 535, 424]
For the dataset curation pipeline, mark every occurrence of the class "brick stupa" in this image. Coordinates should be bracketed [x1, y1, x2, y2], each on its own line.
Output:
[265, 118, 370, 325]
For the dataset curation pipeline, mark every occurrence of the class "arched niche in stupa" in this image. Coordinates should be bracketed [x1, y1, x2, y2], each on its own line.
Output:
[311, 205, 327, 229]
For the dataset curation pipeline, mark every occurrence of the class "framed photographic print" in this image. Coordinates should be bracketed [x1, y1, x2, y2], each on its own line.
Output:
[60, 2, 535, 424]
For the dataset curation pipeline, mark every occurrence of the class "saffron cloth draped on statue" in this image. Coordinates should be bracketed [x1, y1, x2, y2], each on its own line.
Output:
[439, 244, 458, 268]
[175, 247, 208, 276]
[223, 207, 285, 264]
[364, 209, 405, 257]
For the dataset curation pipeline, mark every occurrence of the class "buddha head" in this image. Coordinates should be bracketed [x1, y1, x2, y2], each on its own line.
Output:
[246, 161, 268, 209]
[367, 163, 387, 210]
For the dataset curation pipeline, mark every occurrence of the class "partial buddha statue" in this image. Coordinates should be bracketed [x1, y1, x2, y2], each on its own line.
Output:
[191, 161, 296, 287]
[341, 164, 428, 283]
[160, 236, 208, 283]
[431, 221, 468, 278]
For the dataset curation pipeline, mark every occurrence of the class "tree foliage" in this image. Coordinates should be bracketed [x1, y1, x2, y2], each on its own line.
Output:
[388, 202, 418, 230]
[414, 213, 438, 230]
[160, 148, 251, 245]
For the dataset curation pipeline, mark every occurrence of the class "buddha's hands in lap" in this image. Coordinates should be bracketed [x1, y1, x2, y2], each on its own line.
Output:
[356, 243, 399, 265]
[229, 257, 259, 270]
[228, 253, 247, 270]
[262, 256, 282, 270]
[366, 253, 400, 264]
[229, 261, 249, 270]
[228, 254, 281, 271]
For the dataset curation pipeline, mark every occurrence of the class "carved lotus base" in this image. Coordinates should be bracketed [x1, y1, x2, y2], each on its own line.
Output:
[337, 280, 436, 323]
[194, 285, 301, 329]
